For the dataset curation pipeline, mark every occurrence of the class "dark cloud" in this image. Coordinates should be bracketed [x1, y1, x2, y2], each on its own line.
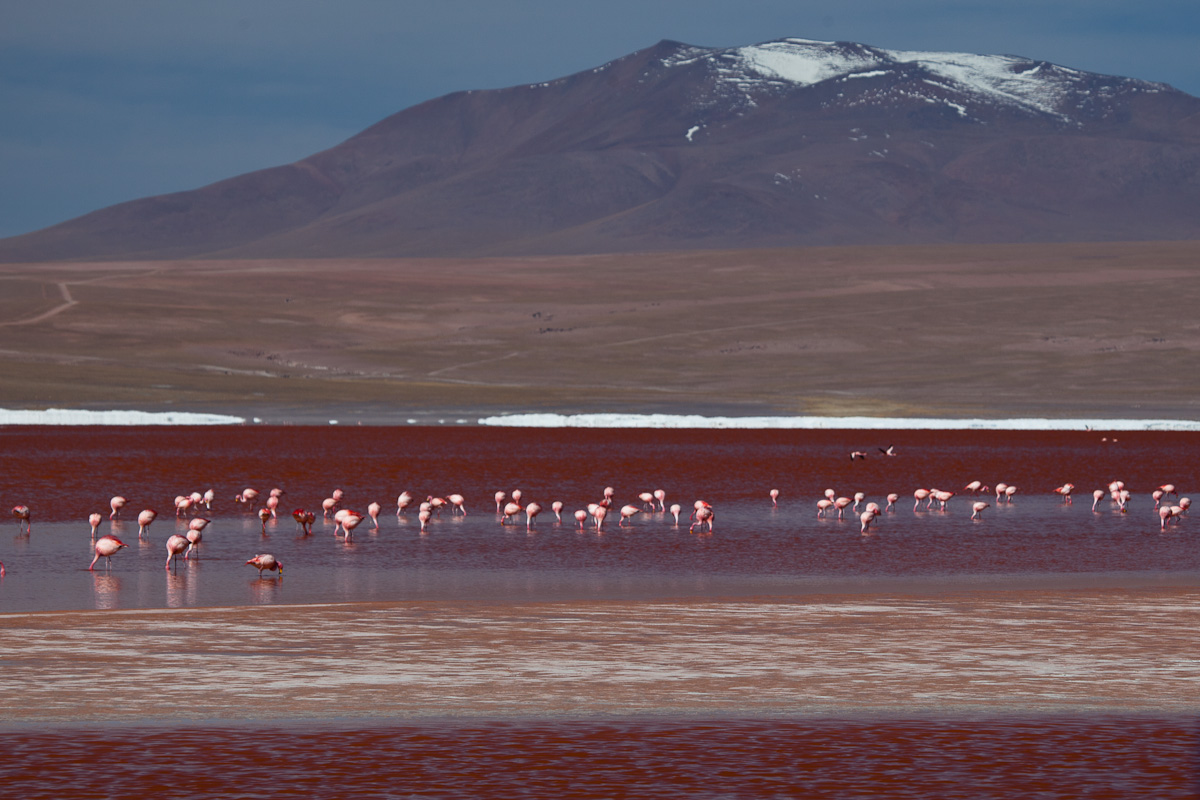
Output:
[2, 0, 1197, 237]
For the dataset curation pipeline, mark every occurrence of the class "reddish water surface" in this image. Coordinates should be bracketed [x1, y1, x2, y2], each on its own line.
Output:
[1, 426, 1198, 796]
[2, 716, 1197, 799]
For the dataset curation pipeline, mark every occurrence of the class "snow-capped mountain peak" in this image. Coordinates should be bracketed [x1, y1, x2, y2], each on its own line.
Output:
[663, 37, 1164, 121]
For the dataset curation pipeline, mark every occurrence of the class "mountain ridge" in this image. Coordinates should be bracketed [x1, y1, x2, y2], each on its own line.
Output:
[3, 37, 1199, 262]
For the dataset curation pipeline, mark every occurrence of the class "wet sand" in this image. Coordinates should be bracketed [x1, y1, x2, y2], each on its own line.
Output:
[3, 587, 1197, 725]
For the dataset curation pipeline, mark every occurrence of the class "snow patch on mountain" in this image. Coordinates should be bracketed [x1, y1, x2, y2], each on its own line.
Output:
[662, 37, 1163, 121]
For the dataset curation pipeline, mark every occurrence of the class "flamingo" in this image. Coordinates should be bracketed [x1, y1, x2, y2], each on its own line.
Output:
[322, 497, 338, 518]
[669, 504, 682, 524]
[175, 495, 192, 517]
[1153, 489, 1165, 508]
[574, 509, 588, 529]
[235, 488, 259, 507]
[1180, 498, 1191, 514]
[934, 490, 954, 511]
[202, 489, 215, 510]
[258, 507, 272, 533]
[971, 501, 989, 520]
[1004, 485, 1018, 503]
[769, 489, 780, 508]
[189, 491, 204, 510]
[834, 497, 853, 519]
[824, 489, 837, 502]
[367, 502, 381, 529]
[865, 502, 882, 516]
[186, 518, 208, 558]
[964, 481, 986, 494]
[994, 483, 1009, 502]
[266, 495, 280, 519]
[292, 508, 314, 534]
[603, 487, 614, 504]
[618, 504, 640, 527]
[109, 496, 127, 520]
[511, 489, 523, 505]
[89, 512, 102, 540]
[853, 492, 865, 511]
[12, 505, 30, 533]
[89, 535, 127, 571]
[332, 489, 345, 504]
[913, 490, 930, 511]
[427, 496, 446, 517]
[501, 502, 522, 526]
[1159, 506, 1174, 530]
[165, 534, 188, 570]
[816, 499, 833, 518]
[593, 505, 608, 531]
[1092, 489, 1106, 511]
[137, 509, 157, 539]
[246, 554, 282, 577]
[525, 502, 542, 530]
[1160, 484, 1178, 497]
[494, 491, 506, 513]
[690, 505, 713, 533]
[397, 491, 414, 515]
[342, 513, 364, 540]
[886, 493, 899, 512]
[639, 492, 655, 511]
[418, 508, 432, 532]
[1055, 484, 1074, 504]
[448, 494, 467, 516]
[654, 489, 666, 512]
[551, 501, 564, 522]
[859, 510, 876, 534]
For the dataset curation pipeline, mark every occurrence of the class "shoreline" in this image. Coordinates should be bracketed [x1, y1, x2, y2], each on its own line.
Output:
[3, 408, 1199, 430]
[3, 585, 1197, 724]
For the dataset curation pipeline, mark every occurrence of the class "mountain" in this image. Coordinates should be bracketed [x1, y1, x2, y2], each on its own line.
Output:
[4, 37, 1200, 261]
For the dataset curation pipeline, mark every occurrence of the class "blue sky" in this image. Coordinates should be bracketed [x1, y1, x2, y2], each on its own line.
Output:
[3, 0, 1198, 238]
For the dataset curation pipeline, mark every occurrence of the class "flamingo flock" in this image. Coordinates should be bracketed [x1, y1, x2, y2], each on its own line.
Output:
[2, 475, 1191, 584]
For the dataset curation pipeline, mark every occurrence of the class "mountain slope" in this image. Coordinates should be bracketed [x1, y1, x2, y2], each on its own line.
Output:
[3, 37, 1200, 261]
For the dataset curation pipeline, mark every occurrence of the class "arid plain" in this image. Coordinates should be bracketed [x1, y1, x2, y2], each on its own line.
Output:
[1, 240, 1198, 422]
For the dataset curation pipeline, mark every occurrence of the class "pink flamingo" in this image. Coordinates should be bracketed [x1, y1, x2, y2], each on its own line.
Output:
[342, 513, 364, 541]
[770, 489, 780, 508]
[235, 488, 259, 507]
[525, 502, 542, 530]
[913, 490, 930, 511]
[494, 491, 506, 512]
[934, 490, 954, 511]
[816, 499, 833, 518]
[603, 487, 615, 504]
[246, 554, 282, 577]
[994, 483, 1009, 502]
[1160, 483, 1178, 497]
[397, 491, 414, 515]
[1092, 489, 1106, 511]
[574, 509, 588, 529]
[639, 492, 655, 510]
[1159, 506, 1174, 530]
[203, 489, 215, 510]
[174, 495, 192, 517]
[448, 494, 467, 516]
[367, 502, 381, 529]
[89, 512, 102, 540]
[292, 508, 313, 534]
[971, 501, 989, 520]
[654, 489, 666, 512]
[109, 496, 127, 520]
[669, 504, 682, 524]
[964, 481, 986, 494]
[332, 489, 345, 504]
[1153, 489, 1165, 508]
[859, 510, 876, 534]
[618, 505, 641, 527]
[266, 495, 280, 519]
[427, 496, 446, 517]
[1180, 497, 1191, 514]
[593, 504, 608, 531]
[1055, 484, 1074, 504]
[886, 493, 899, 511]
[258, 507, 272, 533]
[501, 502, 522, 526]
[89, 535, 128, 571]
[1004, 485, 1018, 503]
[165, 534, 188, 570]
[690, 506, 714, 533]
[12, 505, 30, 533]
[511, 489, 523, 505]
[551, 501, 564, 522]
[834, 497, 853, 519]
[186, 518, 209, 558]
[137, 509, 157, 539]
[322, 497, 338, 518]
[853, 492, 865, 511]
[418, 508, 432, 532]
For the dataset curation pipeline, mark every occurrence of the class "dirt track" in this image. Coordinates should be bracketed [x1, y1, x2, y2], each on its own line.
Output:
[1, 241, 1198, 422]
